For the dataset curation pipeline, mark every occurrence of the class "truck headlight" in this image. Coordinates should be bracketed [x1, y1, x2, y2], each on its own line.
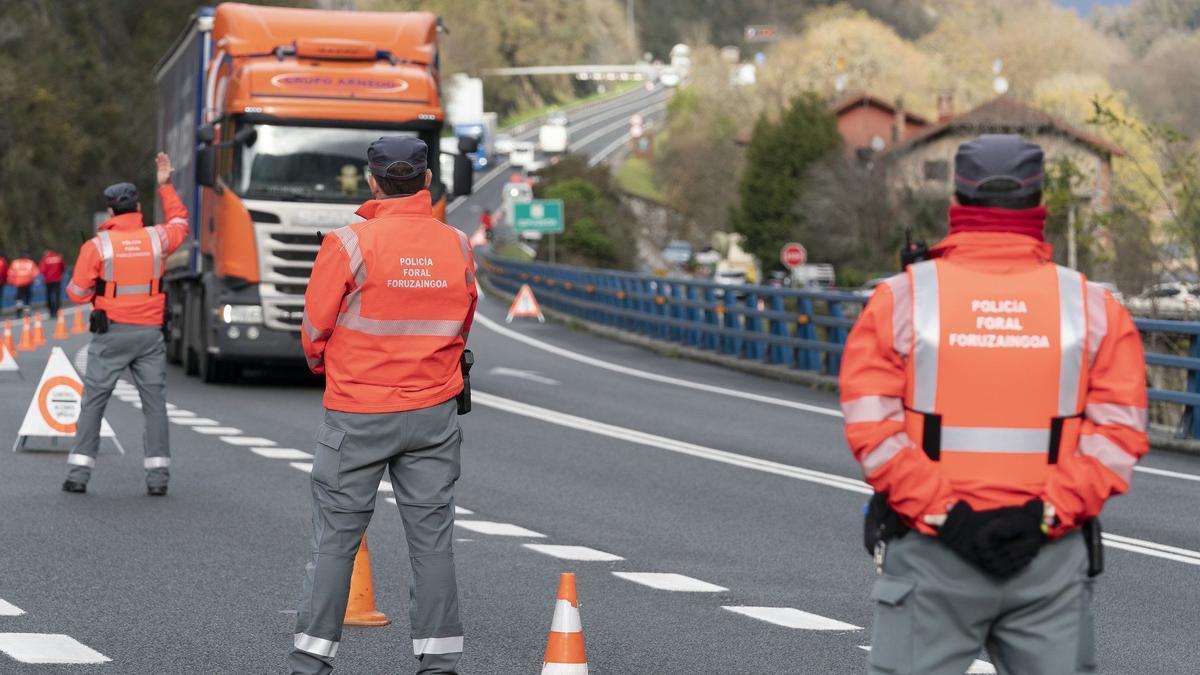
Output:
[221, 304, 264, 324]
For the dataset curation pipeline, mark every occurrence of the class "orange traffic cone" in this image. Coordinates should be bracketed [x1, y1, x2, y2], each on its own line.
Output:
[2, 320, 13, 355]
[53, 310, 69, 339]
[71, 306, 88, 334]
[16, 316, 34, 352]
[32, 314, 46, 346]
[542, 573, 588, 674]
[343, 535, 390, 627]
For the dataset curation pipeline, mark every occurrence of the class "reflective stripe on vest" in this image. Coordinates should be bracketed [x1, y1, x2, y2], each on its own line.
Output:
[908, 260, 1088, 456]
[148, 225, 164, 279]
[882, 274, 912, 357]
[332, 225, 367, 287]
[68, 281, 94, 299]
[95, 232, 115, 280]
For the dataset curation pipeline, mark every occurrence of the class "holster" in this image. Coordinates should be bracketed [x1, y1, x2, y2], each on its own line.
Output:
[863, 492, 910, 556]
[90, 309, 110, 334]
[1082, 518, 1104, 577]
[456, 349, 474, 415]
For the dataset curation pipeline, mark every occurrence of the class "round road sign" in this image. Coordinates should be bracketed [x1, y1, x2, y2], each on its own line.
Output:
[781, 242, 806, 269]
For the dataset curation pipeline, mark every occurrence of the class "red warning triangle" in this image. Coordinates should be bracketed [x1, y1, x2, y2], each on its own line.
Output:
[507, 284, 545, 323]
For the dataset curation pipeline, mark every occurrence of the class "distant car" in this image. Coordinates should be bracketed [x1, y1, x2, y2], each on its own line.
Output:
[662, 240, 692, 266]
[659, 71, 680, 87]
[494, 133, 515, 155]
[1126, 282, 1200, 318]
[509, 141, 536, 169]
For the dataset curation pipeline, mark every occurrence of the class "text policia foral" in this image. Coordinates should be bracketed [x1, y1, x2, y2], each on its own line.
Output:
[948, 299, 1052, 350]
[386, 257, 450, 289]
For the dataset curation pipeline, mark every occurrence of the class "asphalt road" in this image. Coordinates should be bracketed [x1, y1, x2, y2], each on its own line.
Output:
[1, 87, 1198, 674]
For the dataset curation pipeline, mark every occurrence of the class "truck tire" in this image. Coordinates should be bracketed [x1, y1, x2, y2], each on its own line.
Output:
[181, 289, 201, 376]
[165, 285, 184, 365]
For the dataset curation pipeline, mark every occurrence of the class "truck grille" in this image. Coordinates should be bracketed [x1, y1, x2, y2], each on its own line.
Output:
[250, 204, 359, 332]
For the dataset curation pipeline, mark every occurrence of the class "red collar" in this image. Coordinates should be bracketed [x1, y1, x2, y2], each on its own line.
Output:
[98, 212, 146, 231]
[947, 205, 1047, 241]
[355, 191, 433, 220]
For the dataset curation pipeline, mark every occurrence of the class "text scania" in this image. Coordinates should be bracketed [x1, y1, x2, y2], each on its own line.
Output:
[949, 298, 1050, 349]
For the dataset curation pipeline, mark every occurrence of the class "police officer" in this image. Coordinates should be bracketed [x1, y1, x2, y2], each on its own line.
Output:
[291, 137, 477, 675]
[841, 135, 1149, 674]
[7, 252, 38, 314]
[62, 153, 190, 496]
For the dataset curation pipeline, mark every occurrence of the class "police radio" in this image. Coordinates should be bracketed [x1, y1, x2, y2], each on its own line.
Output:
[900, 225, 929, 270]
[456, 349, 474, 415]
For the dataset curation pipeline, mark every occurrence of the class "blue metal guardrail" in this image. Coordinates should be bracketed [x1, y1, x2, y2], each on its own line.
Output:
[482, 253, 1200, 439]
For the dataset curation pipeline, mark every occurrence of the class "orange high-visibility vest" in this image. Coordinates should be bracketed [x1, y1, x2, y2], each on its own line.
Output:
[840, 232, 1149, 534]
[302, 191, 478, 413]
[7, 258, 37, 287]
[66, 185, 190, 326]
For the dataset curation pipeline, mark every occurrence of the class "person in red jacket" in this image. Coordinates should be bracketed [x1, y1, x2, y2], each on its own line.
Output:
[62, 152, 190, 497]
[0, 256, 8, 313]
[39, 248, 65, 315]
[291, 137, 475, 675]
[7, 254, 38, 314]
[841, 135, 1148, 674]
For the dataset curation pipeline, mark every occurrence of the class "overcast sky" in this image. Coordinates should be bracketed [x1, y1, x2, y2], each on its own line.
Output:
[1053, 0, 1132, 14]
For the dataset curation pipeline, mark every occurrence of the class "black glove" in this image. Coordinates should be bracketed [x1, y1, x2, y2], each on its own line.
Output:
[974, 499, 1046, 578]
[863, 492, 909, 555]
[938, 500, 1046, 578]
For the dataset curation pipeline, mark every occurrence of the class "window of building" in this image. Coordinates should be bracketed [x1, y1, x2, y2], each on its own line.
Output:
[924, 160, 949, 181]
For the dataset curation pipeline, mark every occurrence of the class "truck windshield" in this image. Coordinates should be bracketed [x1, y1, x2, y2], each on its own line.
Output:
[234, 125, 431, 203]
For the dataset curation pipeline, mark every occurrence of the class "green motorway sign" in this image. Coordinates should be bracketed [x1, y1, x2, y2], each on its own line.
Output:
[513, 199, 565, 234]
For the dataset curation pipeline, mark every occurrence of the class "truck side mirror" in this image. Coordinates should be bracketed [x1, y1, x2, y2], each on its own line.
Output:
[452, 152, 474, 197]
[234, 127, 258, 147]
[458, 136, 479, 154]
[197, 125, 215, 144]
[197, 145, 218, 189]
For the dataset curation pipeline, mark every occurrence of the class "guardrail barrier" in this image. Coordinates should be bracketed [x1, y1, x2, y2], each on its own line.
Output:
[482, 254, 1200, 439]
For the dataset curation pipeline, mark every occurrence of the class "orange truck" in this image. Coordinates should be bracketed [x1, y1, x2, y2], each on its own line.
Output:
[154, 3, 474, 382]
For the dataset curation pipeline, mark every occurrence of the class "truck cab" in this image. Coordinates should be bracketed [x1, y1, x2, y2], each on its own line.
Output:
[154, 3, 473, 382]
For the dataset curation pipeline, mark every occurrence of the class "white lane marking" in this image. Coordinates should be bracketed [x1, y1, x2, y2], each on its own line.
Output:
[1102, 534, 1200, 565]
[290, 462, 313, 473]
[455, 521, 546, 538]
[219, 436, 277, 447]
[166, 403, 178, 410]
[0, 599, 25, 616]
[192, 426, 242, 435]
[384, 497, 474, 516]
[377, 479, 393, 493]
[167, 409, 196, 418]
[612, 572, 727, 592]
[480, 316, 1199, 485]
[0, 634, 111, 664]
[474, 391, 871, 495]
[1133, 465, 1200, 482]
[475, 314, 841, 417]
[722, 606, 860, 631]
[476, 391, 1200, 566]
[489, 367, 560, 385]
[571, 101, 667, 151]
[523, 544, 624, 562]
[858, 647, 995, 674]
[588, 103, 668, 166]
[169, 417, 220, 426]
[251, 448, 313, 460]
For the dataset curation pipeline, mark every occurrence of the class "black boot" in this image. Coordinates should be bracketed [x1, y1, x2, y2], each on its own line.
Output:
[62, 480, 87, 494]
[147, 485, 168, 497]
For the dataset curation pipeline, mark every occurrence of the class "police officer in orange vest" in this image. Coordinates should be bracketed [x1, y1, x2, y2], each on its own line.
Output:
[62, 153, 190, 496]
[841, 135, 1148, 674]
[290, 137, 476, 675]
[39, 248, 66, 315]
[7, 253, 38, 314]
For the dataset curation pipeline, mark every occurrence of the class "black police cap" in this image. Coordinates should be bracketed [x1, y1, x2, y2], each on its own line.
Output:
[103, 182, 139, 211]
[367, 136, 428, 180]
[954, 134, 1044, 200]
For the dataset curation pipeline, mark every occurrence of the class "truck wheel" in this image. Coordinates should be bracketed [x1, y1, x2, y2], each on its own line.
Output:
[165, 286, 184, 365]
[181, 289, 201, 376]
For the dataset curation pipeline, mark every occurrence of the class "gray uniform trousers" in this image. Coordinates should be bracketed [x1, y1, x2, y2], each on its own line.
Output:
[868, 530, 1094, 675]
[289, 399, 464, 675]
[66, 325, 170, 488]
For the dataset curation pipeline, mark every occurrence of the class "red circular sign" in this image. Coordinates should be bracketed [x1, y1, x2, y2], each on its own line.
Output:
[781, 243, 806, 269]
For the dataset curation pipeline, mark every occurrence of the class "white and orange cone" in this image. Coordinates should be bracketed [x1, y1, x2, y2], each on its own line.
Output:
[71, 306, 88, 334]
[541, 572, 588, 674]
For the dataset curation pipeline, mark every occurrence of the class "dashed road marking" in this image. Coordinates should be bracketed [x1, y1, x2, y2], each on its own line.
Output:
[0, 599, 24, 616]
[290, 462, 313, 473]
[1133, 465, 1200, 482]
[251, 448, 312, 460]
[169, 417, 220, 426]
[612, 572, 727, 592]
[383, 498, 474, 516]
[523, 544, 624, 562]
[1102, 533, 1200, 565]
[219, 436, 276, 447]
[0, 633, 111, 664]
[722, 606, 860, 631]
[857, 646, 995, 674]
[166, 410, 196, 418]
[455, 521, 546, 538]
[192, 426, 242, 435]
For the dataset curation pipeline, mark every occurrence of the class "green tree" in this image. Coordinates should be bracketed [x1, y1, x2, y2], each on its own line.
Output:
[730, 93, 840, 267]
